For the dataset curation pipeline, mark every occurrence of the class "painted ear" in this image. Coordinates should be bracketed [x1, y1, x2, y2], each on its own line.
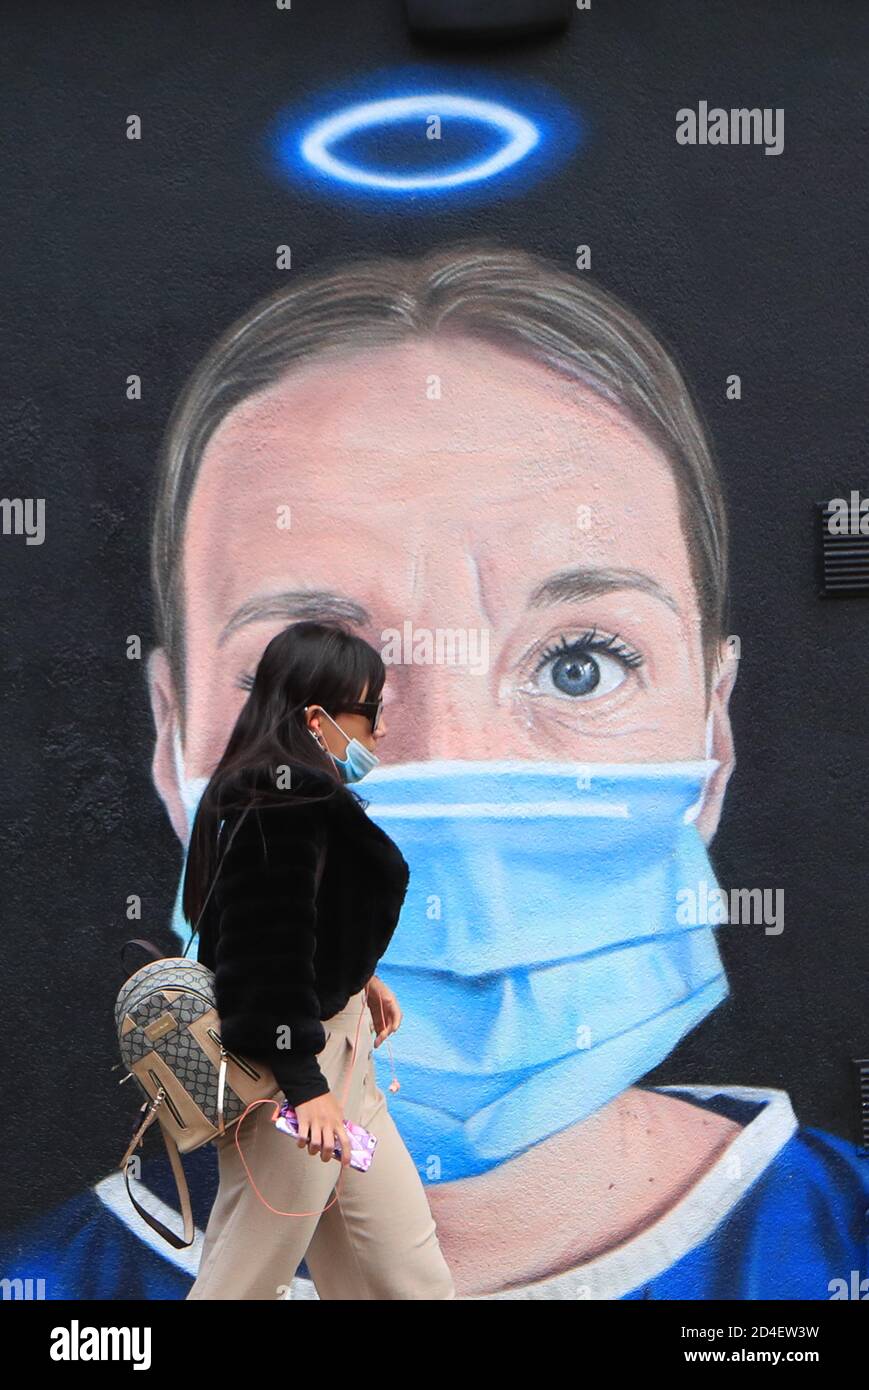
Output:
[147, 645, 189, 847]
[694, 644, 739, 845]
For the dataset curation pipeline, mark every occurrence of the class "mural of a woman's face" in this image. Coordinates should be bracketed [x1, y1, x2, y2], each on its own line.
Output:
[150, 334, 736, 843]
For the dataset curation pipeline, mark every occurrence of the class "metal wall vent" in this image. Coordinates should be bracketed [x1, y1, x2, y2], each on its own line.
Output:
[854, 1057, 869, 1158]
[818, 496, 869, 596]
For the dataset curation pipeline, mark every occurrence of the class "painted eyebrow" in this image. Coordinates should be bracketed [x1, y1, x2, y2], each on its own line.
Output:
[218, 589, 370, 647]
[218, 570, 678, 646]
[527, 566, 681, 615]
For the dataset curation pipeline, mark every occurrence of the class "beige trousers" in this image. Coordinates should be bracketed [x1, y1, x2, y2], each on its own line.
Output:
[187, 989, 456, 1300]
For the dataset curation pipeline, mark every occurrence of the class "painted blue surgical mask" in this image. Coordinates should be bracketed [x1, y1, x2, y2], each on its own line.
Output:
[172, 726, 209, 844]
[169, 726, 210, 955]
[308, 706, 380, 784]
[359, 759, 729, 1184]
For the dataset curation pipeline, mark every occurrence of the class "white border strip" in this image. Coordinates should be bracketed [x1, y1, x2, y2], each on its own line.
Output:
[365, 758, 718, 783]
[368, 800, 630, 819]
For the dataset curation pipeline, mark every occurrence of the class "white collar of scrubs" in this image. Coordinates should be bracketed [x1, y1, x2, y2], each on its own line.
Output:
[93, 1083, 797, 1299]
[466, 1084, 799, 1301]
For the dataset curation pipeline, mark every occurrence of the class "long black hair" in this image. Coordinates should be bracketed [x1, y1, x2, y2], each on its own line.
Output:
[180, 619, 386, 946]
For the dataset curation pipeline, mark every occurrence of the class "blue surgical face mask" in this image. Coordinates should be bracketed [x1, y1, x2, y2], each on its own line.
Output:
[309, 706, 380, 784]
[358, 758, 729, 1183]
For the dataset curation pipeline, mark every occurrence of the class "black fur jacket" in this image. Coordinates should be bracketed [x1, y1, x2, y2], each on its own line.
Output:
[196, 763, 410, 1107]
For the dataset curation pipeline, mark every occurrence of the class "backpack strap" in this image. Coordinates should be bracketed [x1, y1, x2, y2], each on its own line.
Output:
[119, 938, 165, 975]
[314, 834, 327, 896]
[119, 1098, 196, 1250]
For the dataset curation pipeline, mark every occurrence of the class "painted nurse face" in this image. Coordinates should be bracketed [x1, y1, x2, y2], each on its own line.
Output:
[150, 334, 735, 842]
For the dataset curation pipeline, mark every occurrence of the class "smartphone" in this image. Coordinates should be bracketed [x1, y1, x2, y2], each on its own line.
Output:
[274, 1102, 377, 1173]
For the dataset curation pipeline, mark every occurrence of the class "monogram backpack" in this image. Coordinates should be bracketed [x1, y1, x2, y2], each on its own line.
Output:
[115, 806, 326, 1249]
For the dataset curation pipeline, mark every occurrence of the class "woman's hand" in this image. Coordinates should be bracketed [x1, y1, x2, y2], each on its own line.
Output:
[365, 975, 402, 1048]
[292, 1091, 352, 1167]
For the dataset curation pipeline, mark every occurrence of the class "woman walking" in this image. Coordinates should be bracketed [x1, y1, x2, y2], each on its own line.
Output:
[183, 620, 456, 1300]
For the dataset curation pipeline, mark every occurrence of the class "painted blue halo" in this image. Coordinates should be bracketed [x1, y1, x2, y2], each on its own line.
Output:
[299, 93, 540, 191]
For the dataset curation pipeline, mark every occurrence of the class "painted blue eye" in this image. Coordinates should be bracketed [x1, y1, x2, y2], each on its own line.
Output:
[530, 632, 643, 703]
[548, 649, 602, 698]
[299, 93, 540, 191]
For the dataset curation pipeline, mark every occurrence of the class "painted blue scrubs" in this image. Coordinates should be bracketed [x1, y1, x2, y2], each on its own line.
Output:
[2, 1087, 865, 1301]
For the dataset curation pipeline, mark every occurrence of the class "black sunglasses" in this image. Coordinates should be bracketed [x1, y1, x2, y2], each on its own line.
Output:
[337, 696, 383, 733]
